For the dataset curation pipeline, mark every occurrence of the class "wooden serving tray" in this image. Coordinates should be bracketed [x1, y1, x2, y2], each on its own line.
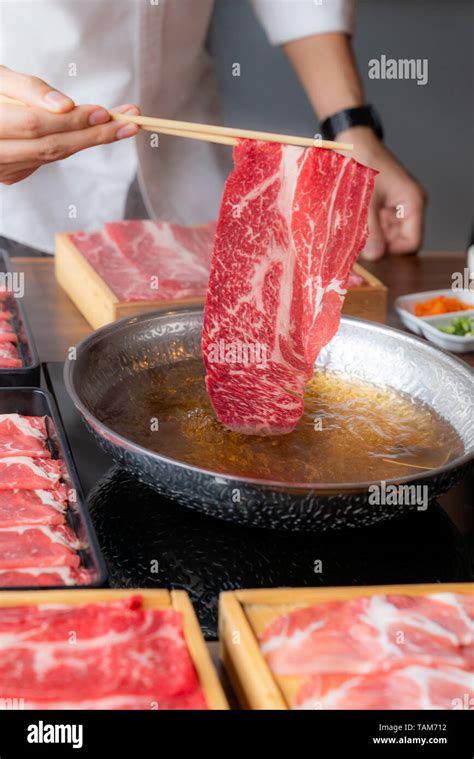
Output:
[219, 583, 474, 710]
[0, 588, 228, 710]
[55, 232, 387, 329]
[345, 262, 387, 323]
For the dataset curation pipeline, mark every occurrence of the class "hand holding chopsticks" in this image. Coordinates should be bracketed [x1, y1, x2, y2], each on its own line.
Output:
[0, 89, 139, 185]
[0, 94, 352, 152]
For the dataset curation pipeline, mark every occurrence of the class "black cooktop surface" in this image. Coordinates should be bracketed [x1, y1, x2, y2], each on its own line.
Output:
[44, 363, 474, 638]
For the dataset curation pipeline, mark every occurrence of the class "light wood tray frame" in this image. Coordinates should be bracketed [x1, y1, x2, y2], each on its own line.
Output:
[219, 583, 474, 709]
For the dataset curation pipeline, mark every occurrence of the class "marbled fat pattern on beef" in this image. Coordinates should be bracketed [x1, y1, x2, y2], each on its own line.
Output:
[0, 414, 49, 458]
[202, 141, 377, 435]
[69, 220, 216, 302]
[0, 597, 208, 709]
[0, 489, 66, 528]
[260, 594, 473, 676]
[295, 665, 474, 710]
[0, 457, 63, 490]
[68, 231, 159, 302]
[0, 566, 92, 587]
[0, 524, 82, 568]
[105, 220, 216, 299]
[260, 592, 473, 710]
[0, 414, 92, 588]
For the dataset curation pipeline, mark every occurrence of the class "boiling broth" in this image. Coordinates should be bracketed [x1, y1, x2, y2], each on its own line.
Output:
[99, 360, 463, 483]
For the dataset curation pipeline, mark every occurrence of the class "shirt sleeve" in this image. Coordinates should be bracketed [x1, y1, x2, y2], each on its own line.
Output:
[249, 0, 356, 46]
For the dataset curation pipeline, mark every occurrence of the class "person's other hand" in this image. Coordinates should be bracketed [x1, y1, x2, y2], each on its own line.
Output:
[339, 126, 427, 260]
[0, 65, 140, 185]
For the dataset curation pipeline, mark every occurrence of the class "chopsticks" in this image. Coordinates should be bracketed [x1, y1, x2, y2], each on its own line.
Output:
[0, 95, 352, 151]
[140, 123, 237, 147]
[110, 112, 353, 152]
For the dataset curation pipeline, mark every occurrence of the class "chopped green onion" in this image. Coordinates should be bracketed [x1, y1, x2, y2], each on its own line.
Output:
[437, 316, 474, 336]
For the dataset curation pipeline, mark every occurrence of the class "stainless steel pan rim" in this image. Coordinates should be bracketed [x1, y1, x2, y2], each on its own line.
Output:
[64, 306, 473, 493]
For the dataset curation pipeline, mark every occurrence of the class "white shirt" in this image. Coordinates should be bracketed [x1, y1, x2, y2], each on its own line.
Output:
[0, 0, 354, 253]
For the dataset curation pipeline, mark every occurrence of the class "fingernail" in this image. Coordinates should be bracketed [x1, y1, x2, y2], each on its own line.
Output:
[88, 108, 110, 126]
[362, 240, 384, 260]
[116, 124, 138, 140]
[112, 103, 139, 115]
[42, 90, 72, 111]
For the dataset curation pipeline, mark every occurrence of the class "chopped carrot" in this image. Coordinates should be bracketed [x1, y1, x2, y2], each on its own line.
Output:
[414, 295, 470, 317]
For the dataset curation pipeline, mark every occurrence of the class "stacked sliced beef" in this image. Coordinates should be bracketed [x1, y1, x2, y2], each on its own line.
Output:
[0, 596, 207, 710]
[68, 220, 216, 302]
[260, 593, 474, 709]
[0, 414, 90, 586]
[0, 298, 22, 368]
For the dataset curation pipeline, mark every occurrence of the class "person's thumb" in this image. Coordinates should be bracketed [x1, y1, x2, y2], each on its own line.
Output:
[360, 205, 386, 261]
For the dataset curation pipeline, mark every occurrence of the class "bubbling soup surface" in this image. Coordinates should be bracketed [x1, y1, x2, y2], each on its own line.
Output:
[99, 360, 463, 484]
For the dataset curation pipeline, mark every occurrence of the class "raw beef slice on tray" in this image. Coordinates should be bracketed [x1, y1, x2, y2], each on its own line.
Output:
[0, 321, 17, 344]
[68, 231, 159, 302]
[0, 414, 49, 458]
[0, 596, 207, 709]
[295, 665, 473, 710]
[345, 269, 366, 288]
[69, 220, 216, 303]
[0, 456, 63, 490]
[105, 219, 216, 298]
[0, 343, 22, 369]
[0, 413, 93, 588]
[0, 308, 22, 367]
[0, 489, 67, 528]
[260, 593, 473, 676]
[0, 566, 92, 587]
[0, 524, 81, 568]
[202, 140, 377, 435]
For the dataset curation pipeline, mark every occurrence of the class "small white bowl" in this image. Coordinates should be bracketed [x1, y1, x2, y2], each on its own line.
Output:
[395, 289, 474, 352]
[418, 310, 474, 353]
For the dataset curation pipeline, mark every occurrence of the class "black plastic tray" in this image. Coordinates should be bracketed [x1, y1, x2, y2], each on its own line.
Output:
[0, 250, 40, 386]
[0, 387, 107, 589]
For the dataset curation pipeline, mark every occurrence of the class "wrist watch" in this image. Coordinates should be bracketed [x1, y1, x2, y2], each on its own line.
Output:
[321, 105, 384, 141]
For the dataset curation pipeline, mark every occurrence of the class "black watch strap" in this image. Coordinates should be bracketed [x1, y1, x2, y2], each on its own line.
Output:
[321, 105, 384, 141]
